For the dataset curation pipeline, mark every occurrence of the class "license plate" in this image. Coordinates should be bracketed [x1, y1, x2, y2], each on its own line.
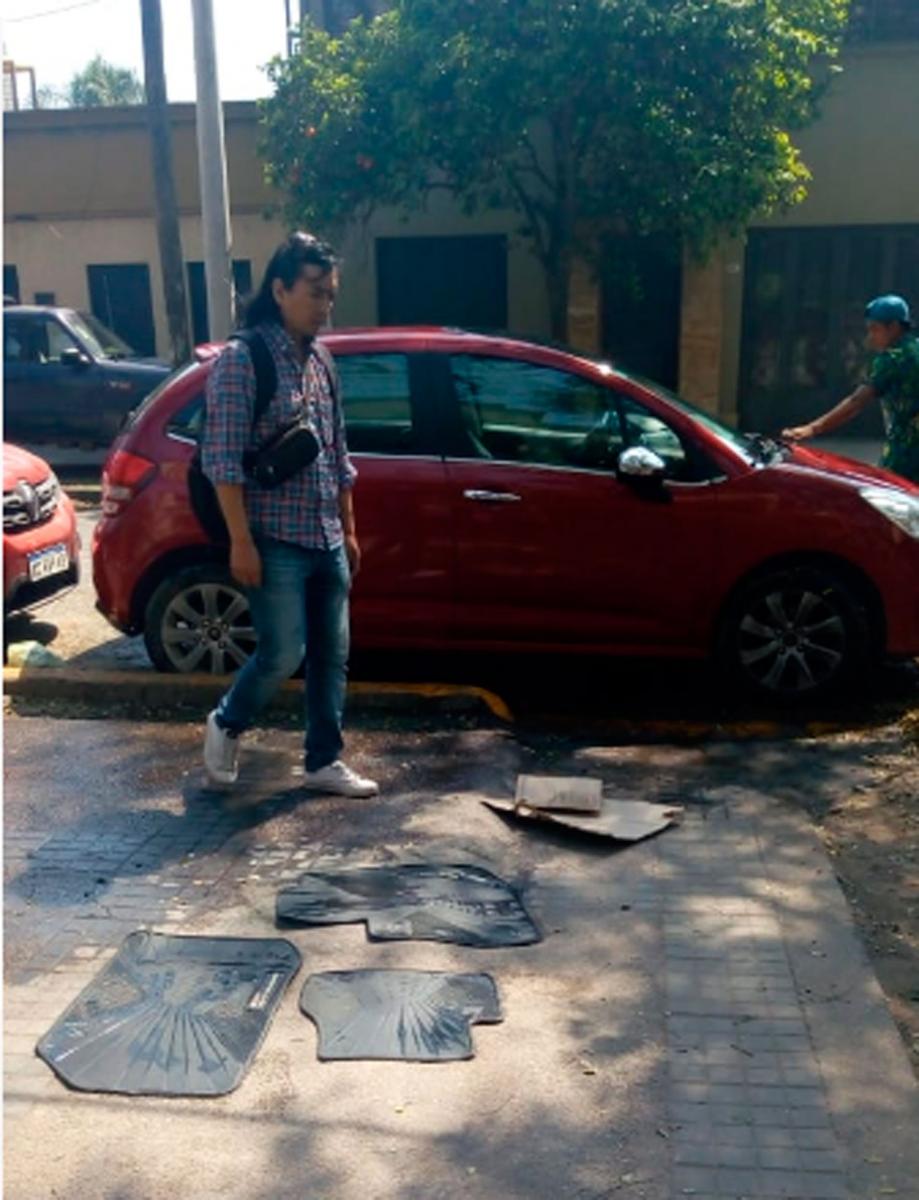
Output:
[27, 545, 70, 583]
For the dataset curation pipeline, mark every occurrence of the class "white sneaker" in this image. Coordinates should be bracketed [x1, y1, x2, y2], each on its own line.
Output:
[301, 760, 379, 798]
[203, 710, 239, 785]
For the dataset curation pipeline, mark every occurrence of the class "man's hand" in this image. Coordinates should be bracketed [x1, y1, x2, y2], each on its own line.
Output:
[344, 534, 361, 579]
[781, 423, 817, 442]
[230, 536, 262, 589]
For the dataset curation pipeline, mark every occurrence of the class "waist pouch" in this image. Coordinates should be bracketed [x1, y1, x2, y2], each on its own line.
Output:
[243, 419, 320, 489]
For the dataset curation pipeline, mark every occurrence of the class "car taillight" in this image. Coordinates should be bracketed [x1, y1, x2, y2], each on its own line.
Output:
[101, 450, 157, 517]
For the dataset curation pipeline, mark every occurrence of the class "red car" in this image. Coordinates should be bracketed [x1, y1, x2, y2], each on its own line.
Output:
[93, 328, 919, 701]
[4, 442, 80, 614]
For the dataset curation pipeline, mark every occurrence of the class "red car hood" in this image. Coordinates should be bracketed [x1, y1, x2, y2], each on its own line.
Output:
[788, 445, 919, 496]
[3, 442, 53, 490]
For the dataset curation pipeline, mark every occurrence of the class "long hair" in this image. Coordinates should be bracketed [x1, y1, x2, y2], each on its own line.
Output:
[243, 232, 338, 328]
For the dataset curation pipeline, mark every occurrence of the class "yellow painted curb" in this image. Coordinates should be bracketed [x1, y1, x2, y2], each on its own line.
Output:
[2, 666, 513, 722]
[348, 680, 514, 722]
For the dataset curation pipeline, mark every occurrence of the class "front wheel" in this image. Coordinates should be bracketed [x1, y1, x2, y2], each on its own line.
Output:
[144, 564, 256, 674]
[716, 566, 872, 702]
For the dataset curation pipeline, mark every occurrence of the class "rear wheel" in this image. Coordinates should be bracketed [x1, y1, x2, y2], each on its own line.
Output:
[144, 564, 256, 674]
[717, 565, 872, 702]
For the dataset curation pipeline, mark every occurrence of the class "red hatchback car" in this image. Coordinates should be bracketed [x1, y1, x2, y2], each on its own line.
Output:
[93, 328, 919, 701]
[4, 442, 80, 614]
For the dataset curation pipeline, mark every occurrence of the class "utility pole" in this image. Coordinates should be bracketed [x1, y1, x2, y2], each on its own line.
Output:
[285, 0, 297, 57]
[191, 0, 234, 342]
[140, 0, 192, 365]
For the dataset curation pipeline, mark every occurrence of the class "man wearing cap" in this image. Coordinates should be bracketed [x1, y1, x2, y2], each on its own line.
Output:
[783, 294, 919, 484]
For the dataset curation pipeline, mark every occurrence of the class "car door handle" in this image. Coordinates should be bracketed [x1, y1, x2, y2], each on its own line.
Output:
[463, 489, 522, 503]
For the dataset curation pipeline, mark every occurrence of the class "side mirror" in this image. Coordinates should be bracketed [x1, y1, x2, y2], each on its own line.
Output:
[60, 347, 91, 369]
[618, 445, 667, 481]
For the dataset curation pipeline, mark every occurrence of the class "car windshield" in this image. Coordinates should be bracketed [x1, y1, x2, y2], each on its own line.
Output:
[68, 311, 137, 360]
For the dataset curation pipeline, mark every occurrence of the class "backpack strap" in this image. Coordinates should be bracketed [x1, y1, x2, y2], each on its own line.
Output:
[311, 338, 339, 400]
[229, 328, 277, 426]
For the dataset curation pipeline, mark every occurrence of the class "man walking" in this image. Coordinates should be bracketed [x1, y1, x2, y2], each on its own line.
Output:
[200, 231, 378, 797]
[783, 294, 919, 484]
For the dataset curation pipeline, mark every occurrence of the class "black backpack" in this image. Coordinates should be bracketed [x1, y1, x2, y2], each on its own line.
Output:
[187, 329, 278, 544]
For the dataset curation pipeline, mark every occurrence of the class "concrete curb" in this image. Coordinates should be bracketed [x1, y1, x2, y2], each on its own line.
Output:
[2, 666, 514, 722]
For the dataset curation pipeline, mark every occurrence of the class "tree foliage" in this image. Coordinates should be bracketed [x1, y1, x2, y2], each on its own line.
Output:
[261, 0, 849, 337]
[66, 55, 145, 108]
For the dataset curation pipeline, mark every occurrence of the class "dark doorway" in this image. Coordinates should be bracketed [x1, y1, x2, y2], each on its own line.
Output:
[87, 263, 156, 356]
[600, 235, 682, 389]
[186, 260, 253, 344]
[739, 225, 919, 437]
[4, 264, 21, 303]
[377, 235, 508, 331]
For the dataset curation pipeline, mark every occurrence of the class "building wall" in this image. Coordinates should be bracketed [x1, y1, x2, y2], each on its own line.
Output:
[680, 42, 919, 419]
[6, 39, 917, 403]
[3, 211, 288, 356]
[3, 100, 548, 357]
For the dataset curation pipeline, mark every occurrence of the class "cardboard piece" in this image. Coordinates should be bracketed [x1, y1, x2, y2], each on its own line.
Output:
[484, 796, 682, 842]
[515, 774, 603, 813]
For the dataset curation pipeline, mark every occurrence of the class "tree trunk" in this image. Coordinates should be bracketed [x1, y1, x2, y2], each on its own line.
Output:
[546, 112, 577, 344]
[546, 253, 570, 343]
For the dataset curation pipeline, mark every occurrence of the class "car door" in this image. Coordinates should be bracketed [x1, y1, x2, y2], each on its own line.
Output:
[3, 314, 102, 443]
[2, 314, 37, 442]
[442, 352, 723, 652]
[335, 349, 453, 648]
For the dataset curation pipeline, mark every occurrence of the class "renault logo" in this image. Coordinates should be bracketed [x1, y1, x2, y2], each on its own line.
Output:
[14, 481, 41, 524]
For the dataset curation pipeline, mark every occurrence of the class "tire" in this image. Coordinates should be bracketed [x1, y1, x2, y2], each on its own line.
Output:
[716, 565, 872, 703]
[144, 563, 256, 675]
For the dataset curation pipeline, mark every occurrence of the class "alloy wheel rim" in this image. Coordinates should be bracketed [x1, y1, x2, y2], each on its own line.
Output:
[161, 583, 256, 674]
[738, 586, 846, 694]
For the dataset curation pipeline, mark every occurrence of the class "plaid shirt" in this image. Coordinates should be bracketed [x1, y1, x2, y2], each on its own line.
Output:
[201, 321, 357, 550]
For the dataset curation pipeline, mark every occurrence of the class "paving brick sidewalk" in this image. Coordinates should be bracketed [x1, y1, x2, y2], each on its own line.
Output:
[4, 718, 917, 1199]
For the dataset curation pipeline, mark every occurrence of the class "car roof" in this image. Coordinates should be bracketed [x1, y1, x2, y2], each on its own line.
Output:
[195, 326, 612, 374]
[3, 304, 78, 317]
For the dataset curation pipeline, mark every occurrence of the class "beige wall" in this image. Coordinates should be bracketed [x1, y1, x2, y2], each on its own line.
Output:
[3, 100, 549, 356]
[4, 102, 273, 220]
[680, 42, 919, 418]
[6, 40, 917, 392]
[3, 211, 287, 357]
[334, 194, 549, 336]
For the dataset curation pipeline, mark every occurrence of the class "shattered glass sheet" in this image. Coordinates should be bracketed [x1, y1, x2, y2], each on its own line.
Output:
[484, 796, 682, 842]
[300, 969, 502, 1061]
[515, 774, 603, 813]
[37, 931, 301, 1096]
[276, 863, 541, 947]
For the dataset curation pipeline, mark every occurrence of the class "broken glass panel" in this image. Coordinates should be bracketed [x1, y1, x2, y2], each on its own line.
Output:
[37, 931, 301, 1096]
[276, 863, 540, 947]
[300, 969, 502, 1061]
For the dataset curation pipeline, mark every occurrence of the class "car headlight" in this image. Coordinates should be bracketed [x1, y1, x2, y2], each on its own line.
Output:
[860, 486, 919, 538]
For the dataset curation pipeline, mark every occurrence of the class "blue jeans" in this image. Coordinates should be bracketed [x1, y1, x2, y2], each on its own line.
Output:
[217, 538, 351, 772]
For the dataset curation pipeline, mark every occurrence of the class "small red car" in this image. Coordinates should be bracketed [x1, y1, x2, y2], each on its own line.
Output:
[93, 328, 919, 701]
[4, 442, 80, 614]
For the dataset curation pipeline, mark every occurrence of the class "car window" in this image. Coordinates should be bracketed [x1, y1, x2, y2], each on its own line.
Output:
[4, 318, 29, 363]
[128, 362, 202, 432]
[44, 319, 81, 362]
[337, 353, 416, 455]
[166, 390, 206, 441]
[620, 395, 699, 480]
[69, 311, 135, 360]
[449, 354, 623, 469]
[9, 317, 82, 365]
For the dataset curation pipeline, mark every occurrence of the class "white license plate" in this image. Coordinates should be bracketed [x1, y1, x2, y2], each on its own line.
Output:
[27, 545, 70, 583]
